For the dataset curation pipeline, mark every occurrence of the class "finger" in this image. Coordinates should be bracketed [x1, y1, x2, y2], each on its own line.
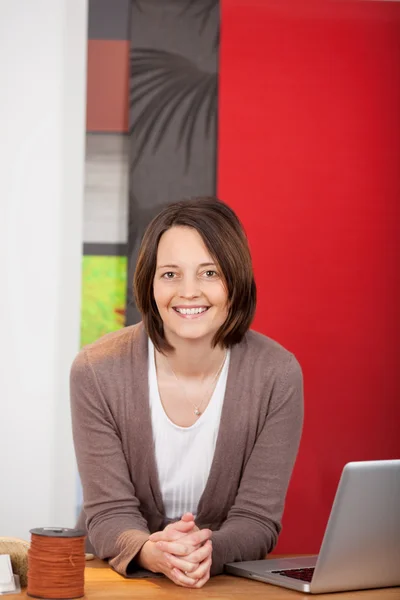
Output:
[170, 567, 199, 587]
[149, 530, 179, 543]
[156, 528, 210, 556]
[149, 520, 195, 542]
[166, 519, 195, 533]
[178, 528, 212, 547]
[180, 512, 195, 522]
[164, 552, 199, 574]
[191, 570, 211, 589]
[148, 530, 176, 543]
[186, 557, 212, 582]
[163, 568, 191, 588]
[156, 540, 197, 556]
[176, 524, 199, 539]
[180, 539, 212, 564]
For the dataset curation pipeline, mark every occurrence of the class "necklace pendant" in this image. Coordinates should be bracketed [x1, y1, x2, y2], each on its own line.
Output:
[194, 408, 201, 416]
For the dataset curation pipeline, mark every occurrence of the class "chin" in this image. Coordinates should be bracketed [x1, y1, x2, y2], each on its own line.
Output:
[166, 322, 216, 343]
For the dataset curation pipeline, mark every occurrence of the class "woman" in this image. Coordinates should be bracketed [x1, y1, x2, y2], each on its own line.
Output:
[71, 197, 303, 589]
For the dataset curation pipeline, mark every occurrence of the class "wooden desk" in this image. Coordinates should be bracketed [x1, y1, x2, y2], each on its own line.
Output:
[16, 558, 400, 599]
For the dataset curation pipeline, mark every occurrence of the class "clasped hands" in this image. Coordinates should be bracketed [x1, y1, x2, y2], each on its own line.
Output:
[137, 512, 212, 588]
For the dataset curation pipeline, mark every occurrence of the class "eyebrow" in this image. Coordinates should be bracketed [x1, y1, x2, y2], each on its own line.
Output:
[157, 262, 216, 270]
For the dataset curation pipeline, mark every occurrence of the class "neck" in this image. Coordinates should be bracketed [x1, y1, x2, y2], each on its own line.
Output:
[159, 333, 226, 380]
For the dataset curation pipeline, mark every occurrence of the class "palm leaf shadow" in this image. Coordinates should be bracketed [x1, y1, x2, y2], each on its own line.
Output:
[131, 0, 144, 12]
[129, 48, 217, 173]
[180, 0, 219, 47]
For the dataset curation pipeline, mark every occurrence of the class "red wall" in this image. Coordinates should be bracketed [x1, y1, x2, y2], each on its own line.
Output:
[218, 0, 400, 553]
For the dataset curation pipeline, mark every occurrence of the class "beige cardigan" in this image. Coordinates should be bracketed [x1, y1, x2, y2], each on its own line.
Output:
[70, 322, 303, 576]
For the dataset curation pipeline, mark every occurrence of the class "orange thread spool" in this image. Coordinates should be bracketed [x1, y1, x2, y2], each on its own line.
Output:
[27, 528, 85, 599]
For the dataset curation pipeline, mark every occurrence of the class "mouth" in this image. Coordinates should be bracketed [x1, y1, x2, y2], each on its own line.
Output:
[172, 306, 210, 319]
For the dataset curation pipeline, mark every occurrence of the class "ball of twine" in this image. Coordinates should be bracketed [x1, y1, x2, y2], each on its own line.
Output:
[0, 537, 30, 587]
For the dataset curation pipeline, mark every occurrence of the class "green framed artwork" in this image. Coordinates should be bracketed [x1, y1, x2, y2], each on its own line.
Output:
[80, 255, 127, 348]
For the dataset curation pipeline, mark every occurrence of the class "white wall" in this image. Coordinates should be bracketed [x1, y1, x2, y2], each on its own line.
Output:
[0, 1, 88, 539]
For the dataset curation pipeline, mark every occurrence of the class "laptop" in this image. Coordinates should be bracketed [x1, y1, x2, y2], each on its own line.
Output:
[225, 460, 400, 593]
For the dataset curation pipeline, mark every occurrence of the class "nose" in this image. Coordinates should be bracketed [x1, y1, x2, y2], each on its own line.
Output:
[178, 274, 201, 299]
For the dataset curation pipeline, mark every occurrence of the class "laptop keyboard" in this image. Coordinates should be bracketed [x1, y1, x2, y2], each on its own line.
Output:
[271, 567, 315, 582]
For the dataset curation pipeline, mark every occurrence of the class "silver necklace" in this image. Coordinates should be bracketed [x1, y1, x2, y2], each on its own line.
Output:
[163, 351, 227, 416]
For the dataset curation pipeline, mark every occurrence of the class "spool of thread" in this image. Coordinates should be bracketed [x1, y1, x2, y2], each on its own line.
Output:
[27, 528, 85, 599]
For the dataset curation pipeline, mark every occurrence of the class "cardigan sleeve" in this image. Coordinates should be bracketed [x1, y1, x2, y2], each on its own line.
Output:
[210, 354, 304, 575]
[70, 349, 150, 575]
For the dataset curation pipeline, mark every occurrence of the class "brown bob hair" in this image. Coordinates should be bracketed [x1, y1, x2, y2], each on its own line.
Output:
[134, 197, 256, 352]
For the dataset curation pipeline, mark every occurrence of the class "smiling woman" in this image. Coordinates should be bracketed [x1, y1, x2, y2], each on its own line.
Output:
[70, 197, 304, 589]
[152, 226, 229, 349]
[134, 198, 256, 353]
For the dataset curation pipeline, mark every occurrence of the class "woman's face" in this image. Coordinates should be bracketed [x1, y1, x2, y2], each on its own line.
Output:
[153, 226, 229, 345]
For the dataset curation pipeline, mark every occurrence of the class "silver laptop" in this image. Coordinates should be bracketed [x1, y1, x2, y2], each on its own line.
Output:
[225, 460, 400, 593]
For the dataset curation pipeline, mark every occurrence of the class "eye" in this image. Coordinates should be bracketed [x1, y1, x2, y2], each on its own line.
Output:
[162, 272, 176, 279]
[204, 270, 218, 278]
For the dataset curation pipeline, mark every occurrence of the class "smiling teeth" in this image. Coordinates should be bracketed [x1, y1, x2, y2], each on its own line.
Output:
[176, 307, 208, 315]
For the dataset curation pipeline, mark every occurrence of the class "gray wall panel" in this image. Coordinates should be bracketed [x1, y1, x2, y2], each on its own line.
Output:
[88, 0, 131, 40]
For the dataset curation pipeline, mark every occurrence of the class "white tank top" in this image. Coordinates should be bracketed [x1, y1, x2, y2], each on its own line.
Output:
[148, 338, 230, 519]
